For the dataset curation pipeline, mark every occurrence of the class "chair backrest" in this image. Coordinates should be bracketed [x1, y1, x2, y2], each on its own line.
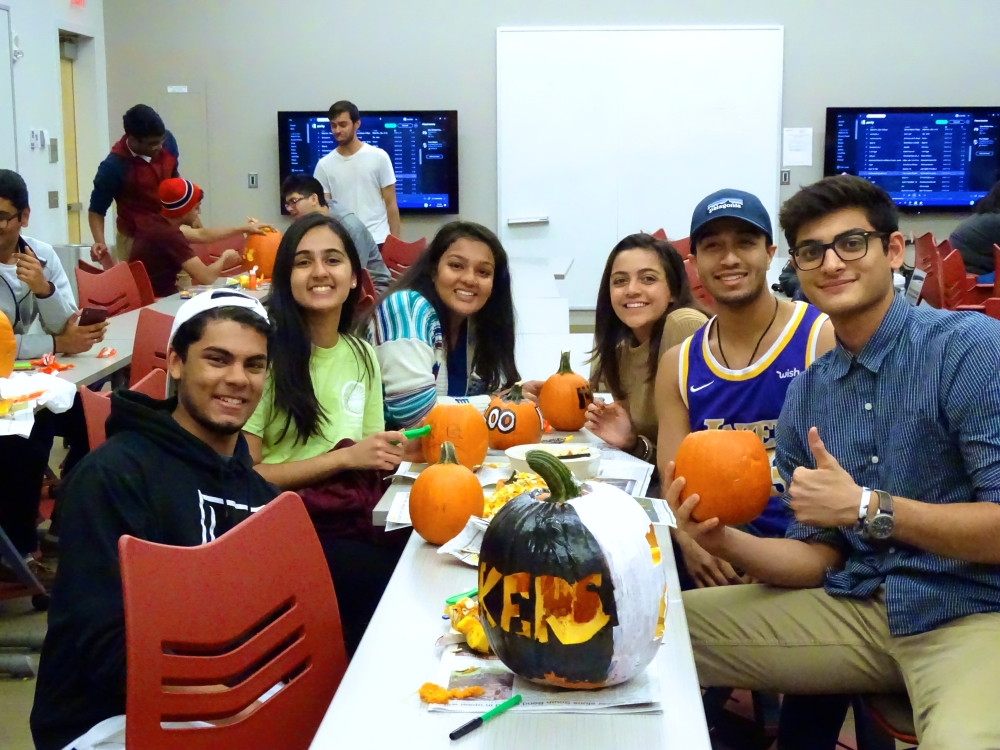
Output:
[130, 308, 175, 387]
[132, 368, 168, 399]
[77, 259, 103, 274]
[75, 262, 143, 317]
[913, 232, 937, 274]
[651, 228, 667, 240]
[120, 492, 346, 750]
[129, 261, 157, 306]
[355, 268, 377, 318]
[381, 235, 427, 278]
[939, 247, 973, 310]
[79, 386, 113, 449]
[671, 236, 691, 259]
[994, 244, 1000, 297]
[985, 297, 1000, 321]
[683, 256, 713, 308]
[191, 236, 247, 277]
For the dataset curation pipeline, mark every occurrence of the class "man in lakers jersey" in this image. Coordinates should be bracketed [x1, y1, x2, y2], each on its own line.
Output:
[657, 188, 836, 546]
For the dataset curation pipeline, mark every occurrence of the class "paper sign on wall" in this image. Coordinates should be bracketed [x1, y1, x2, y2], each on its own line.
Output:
[167, 85, 188, 93]
[782, 127, 813, 167]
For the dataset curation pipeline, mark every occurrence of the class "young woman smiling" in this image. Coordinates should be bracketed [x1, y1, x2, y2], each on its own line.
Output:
[366, 221, 519, 429]
[242, 212, 410, 654]
[525, 234, 707, 462]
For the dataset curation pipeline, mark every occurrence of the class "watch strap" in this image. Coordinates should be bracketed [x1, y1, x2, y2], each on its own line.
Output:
[857, 487, 872, 529]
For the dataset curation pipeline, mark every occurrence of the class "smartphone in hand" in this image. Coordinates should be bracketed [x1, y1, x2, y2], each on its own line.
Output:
[78, 307, 110, 327]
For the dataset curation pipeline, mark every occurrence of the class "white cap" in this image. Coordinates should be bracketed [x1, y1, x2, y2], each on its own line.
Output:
[165, 289, 270, 396]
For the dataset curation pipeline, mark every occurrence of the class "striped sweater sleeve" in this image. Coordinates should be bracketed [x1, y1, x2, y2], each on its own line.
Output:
[369, 290, 443, 429]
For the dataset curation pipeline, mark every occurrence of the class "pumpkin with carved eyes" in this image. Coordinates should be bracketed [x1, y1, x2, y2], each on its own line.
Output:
[538, 351, 593, 431]
[478, 450, 667, 689]
[485, 382, 543, 450]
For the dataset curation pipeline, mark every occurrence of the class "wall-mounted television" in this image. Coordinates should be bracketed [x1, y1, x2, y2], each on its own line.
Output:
[824, 107, 1000, 212]
[278, 110, 458, 214]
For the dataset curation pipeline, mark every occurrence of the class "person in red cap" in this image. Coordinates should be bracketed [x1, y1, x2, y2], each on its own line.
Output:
[128, 178, 257, 297]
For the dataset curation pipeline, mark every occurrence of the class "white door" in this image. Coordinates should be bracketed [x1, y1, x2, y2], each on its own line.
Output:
[497, 29, 620, 307]
[0, 7, 16, 171]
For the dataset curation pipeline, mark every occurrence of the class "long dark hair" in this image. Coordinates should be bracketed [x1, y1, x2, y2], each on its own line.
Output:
[591, 233, 701, 399]
[364, 221, 519, 392]
[974, 180, 1000, 214]
[266, 212, 374, 445]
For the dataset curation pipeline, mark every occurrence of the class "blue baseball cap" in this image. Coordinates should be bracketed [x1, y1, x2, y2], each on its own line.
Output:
[689, 189, 773, 251]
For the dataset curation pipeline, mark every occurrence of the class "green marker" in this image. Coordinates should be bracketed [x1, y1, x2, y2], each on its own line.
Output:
[390, 424, 431, 445]
[445, 587, 478, 606]
[449, 694, 522, 740]
[13, 361, 32, 370]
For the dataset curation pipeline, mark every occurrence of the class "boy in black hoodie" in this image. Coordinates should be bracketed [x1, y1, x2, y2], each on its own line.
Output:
[30, 290, 279, 750]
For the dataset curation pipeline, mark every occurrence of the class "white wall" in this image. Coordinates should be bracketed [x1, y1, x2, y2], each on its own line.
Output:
[5, 0, 110, 245]
[102, 0, 1000, 249]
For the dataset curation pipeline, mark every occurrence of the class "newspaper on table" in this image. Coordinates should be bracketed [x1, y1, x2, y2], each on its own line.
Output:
[392, 461, 513, 487]
[428, 644, 661, 714]
[385, 492, 411, 532]
[437, 517, 489, 566]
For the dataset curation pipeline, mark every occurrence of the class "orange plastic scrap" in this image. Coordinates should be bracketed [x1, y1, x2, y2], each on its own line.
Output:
[29, 354, 74, 373]
[417, 682, 485, 704]
[96, 347, 117, 359]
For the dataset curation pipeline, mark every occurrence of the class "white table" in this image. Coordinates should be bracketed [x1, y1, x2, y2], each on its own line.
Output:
[13, 287, 267, 388]
[308, 525, 711, 749]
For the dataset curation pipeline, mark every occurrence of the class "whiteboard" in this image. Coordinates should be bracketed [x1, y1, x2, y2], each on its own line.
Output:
[0, 7, 16, 171]
[497, 26, 784, 308]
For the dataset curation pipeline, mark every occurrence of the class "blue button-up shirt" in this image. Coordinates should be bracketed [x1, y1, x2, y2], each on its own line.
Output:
[777, 293, 1000, 636]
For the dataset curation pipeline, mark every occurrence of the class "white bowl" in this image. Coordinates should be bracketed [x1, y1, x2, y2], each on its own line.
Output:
[505, 443, 601, 480]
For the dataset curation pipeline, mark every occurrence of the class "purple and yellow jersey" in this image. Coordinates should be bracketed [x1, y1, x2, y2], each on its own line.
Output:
[677, 301, 828, 537]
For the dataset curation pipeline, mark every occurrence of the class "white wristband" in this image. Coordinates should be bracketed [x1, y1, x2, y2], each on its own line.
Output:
[858, 487, 872, 526]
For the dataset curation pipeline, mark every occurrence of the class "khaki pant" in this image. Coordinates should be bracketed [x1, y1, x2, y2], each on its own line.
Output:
[113, 228, 133, 264]
[684, 584, 1000, 750]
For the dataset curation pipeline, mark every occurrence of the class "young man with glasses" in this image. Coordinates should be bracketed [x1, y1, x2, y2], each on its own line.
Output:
[0, 169, 106, 587]
[280, 174, 391, 292]
[668, 175, 1000, 750]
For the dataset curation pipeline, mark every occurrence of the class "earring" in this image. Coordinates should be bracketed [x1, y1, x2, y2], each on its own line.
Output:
[351, 283, 356, 289]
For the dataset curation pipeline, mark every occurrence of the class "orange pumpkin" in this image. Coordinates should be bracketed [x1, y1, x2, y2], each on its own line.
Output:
[410, 441, 485, 545]
[243, 228, 282, 279]
[486, 382, 543, 450]
[421, 403, 489, 469]
[673, 430, 771, 526]
[538, 351, 593, 431]
[0, 311, 14, 378]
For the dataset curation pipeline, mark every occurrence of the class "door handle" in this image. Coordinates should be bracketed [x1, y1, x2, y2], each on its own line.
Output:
[506, 216, 549, 226]
[67, 202, 83, 212]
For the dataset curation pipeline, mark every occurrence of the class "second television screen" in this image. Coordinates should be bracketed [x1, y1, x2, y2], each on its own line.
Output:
[278, 110, 458, 214]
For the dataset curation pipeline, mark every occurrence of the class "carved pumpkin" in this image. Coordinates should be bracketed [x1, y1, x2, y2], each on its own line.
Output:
[538, 351, 593, 431]
[0, 311, 14, 378]
[479, 450, 667, 689]
[421, 403, 489, 469]
[486, 382, 543, 450]
[242, 228, 282, 279]
[674, 429, 771, 525]
[409, 441, 484, 545]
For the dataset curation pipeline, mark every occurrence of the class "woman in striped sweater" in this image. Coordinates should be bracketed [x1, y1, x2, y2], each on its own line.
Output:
[366, 221, 519, 429]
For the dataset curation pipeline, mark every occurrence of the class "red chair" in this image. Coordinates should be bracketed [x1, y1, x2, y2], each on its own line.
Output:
[75, 262, 143, 317]
[77, 259, 103, 274]
[984, 297, 1000, 321]
[671, 236, 692, 259]
[80, 370, 170, 449]
[130, 308, 174, 387]
[381, 235, 427, 278]
[913, 232, 937, 274]
[355, 268, 377, 318]
[191, 235, 247, 278]
[119, 492, 346, 750]
[683, 256, 713, 308]
[129, 261, 157, 306]
[651, 228, 667, 240]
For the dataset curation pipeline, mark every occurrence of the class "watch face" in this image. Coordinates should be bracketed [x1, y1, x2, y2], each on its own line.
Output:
[869, 514, 895, 540]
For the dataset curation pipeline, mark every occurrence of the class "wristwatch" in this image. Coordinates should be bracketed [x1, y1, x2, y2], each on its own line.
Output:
[864, 489, 895, 540]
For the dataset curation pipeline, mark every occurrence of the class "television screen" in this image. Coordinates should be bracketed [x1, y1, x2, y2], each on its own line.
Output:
[824, 107, 1000, 211]
[278, 110, 458, 214]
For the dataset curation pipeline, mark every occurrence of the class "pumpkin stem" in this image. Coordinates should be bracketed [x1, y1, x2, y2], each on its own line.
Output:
[525, 449, 581, 503]
[438, 441, 461, 465]
[556, 350, 574, 375]
[507, 381, 526, 403]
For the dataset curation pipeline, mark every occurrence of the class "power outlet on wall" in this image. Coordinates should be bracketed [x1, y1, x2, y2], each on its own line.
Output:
[780, 169, 791, 186]
[248, 173, 258, 189]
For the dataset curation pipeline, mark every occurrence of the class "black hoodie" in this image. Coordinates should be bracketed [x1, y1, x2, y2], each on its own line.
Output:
[30, 390, 279, 750]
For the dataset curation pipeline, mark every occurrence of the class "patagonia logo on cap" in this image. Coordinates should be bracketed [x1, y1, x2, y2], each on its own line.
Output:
[707, 197, 744, 213]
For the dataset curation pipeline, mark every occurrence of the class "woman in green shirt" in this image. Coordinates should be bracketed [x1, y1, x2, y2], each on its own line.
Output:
[243, 212, 411, 654]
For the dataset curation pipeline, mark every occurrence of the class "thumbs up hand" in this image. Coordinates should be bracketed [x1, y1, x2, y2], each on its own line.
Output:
[788, 427, 863, 528]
